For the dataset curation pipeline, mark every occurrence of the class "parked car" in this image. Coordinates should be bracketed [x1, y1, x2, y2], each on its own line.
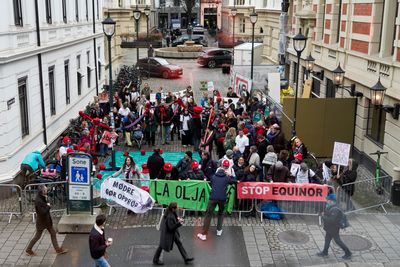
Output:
[135, 57, 183, 79]
[197, 49, 232, 68]
[172, 35, 208, 47]
[172, 28, 182, 36]
[192, 24, 205, 35]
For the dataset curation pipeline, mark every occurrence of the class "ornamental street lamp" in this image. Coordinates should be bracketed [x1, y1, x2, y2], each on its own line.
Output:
[250, 8, 258, 81]
[133, 5, 142, 62]
[332, 63, 363, 97]
[144, 5, 150, 39]
[369, 78, 400, 119]
[291, 29, 307, 137]
[231, 7, 237, 65]
[102, 14, 116, 170]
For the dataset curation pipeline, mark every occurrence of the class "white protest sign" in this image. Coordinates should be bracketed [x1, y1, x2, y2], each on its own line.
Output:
[267, 72, 281, 104]
[290, 163, 300, 177]
[332, 142, 351, 166]
[207, 81, 214, 91]
[101, 178, 155, 213]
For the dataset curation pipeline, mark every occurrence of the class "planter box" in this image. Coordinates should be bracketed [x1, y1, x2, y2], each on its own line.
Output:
[121, 40, 162, 48]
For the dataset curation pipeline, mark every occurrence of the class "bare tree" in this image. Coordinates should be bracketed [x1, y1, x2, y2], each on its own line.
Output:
[181, 0, 196, 27]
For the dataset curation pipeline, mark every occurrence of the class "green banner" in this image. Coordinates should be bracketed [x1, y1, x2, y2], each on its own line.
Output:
[150, 180, 236, 212]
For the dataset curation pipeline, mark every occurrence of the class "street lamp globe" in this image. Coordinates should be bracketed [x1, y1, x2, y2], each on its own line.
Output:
[370, 78, 386, 106]
[102, 15, 116, 37]
[250, 9, 258, 24]
[231, 7, 237, 17]
[133, 6, 141, 21]
[305, 53, 315, 72]
[144, 5, 150, 17]
[332, 63, 345, 86]
[293, 29, 307, 53]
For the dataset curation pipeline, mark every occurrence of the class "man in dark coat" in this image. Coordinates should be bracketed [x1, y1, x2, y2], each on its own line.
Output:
[317, 194, 352, 260]
[257, 134, 269, 163]
[153, 202, 194, 265]
[200, 151, 217, 180]
[89, 214, 112, 266]
[197, 160, 236, 241]
[269, 124, 286, 153]
[147, 149, 165, 179]
[176, 151, 193, 179]
[26, 185, 68, 256]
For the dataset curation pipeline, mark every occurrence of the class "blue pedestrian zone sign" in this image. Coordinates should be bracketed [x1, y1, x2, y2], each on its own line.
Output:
[70, 166, 88, 184]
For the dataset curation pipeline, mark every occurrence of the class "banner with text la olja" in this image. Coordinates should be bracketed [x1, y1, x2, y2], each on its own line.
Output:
[150, 180, 236, 212]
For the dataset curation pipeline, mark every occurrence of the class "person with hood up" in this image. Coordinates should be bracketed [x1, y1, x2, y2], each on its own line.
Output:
[338, 159, 358, 210]
[317, 194, 352, 260]
[197, 159, 236, 241]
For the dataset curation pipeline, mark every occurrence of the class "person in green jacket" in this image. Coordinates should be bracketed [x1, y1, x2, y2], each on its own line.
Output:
[20, 150, 46, 185]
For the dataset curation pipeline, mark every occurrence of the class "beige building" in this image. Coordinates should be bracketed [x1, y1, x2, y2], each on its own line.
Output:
[103, 0, 155, 78]
[287, 0, 400, 178]
[220, 0, 283, 64]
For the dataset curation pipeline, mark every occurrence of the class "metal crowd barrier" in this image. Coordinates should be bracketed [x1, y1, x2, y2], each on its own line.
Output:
[23, 181, 68, 223]
[254, 185, 335, 223]
[0, 184, 23, 223]
[336, 175, 391, 214]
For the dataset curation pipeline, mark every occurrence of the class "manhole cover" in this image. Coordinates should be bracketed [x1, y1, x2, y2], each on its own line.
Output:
[277, 230, 310, 245]
[334, 235, 372, 251]
[126, 245, 158, 263]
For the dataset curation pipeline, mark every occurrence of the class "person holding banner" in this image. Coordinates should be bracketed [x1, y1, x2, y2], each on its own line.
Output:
[153, 202, 194, 265]
[197, 160, 237, 241]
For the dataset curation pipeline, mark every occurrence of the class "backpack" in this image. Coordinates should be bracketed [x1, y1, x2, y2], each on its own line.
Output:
[295, 168, 322, 184]
[332, 207, 350, 229]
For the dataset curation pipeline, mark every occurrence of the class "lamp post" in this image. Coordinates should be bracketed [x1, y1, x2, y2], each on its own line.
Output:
[369, 78, 400, 119]
[231, 7, 237, 65]
[304, 53, 315, 79]
[144, 5, 150, 39]
[250, 8, 258, 80]
[133, 5, 142, 62]
[102, 14, 116, 170]
[292, 29, 307, 137]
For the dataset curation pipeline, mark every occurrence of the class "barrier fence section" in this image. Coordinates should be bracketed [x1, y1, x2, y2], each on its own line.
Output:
[23, 181, 68, 223]
[0, 184, 22, 223]
[336, 175, 391, 214]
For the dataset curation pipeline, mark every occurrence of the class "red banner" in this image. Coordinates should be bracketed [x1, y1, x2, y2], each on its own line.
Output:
[237, 182, 329, 202]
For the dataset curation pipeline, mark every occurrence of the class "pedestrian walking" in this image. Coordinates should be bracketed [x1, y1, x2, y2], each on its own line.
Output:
[317, 193, 352, 260]
[89, 214, 112, 267]
[26, 185, 68, 256]
[148, 44, 154, 58]
[197, 160, 236, 241]
[153, 202, 194, 265]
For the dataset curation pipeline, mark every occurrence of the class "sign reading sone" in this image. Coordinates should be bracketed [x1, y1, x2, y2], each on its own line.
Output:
[69, 157, 90, 185]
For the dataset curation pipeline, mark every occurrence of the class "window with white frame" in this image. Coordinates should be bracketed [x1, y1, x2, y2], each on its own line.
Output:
[18, 77, 29, 137]
[239, 18, 246, 33]
[13, 0, 23, 26]
[235, 0, 245, 5]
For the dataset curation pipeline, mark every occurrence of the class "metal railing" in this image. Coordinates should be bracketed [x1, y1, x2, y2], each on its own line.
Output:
[23, 181, 68, 223]
[336, 175, 391, 214]
[0, 184, 23, 223]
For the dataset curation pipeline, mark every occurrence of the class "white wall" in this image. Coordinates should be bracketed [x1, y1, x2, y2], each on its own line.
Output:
[0, 0, 105, 182]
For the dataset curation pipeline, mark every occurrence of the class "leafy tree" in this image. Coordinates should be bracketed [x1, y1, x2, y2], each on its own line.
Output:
[181, 0, 196, 27]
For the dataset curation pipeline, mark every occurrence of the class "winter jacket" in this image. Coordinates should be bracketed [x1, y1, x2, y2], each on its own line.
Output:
[35, 194, 52, 231]
[243, 171, 258, 182]
[176, 159, 192, 178]
[187, 168, 206, 180]
[159, 211, 182, 252]
[22, 151, 46, 171]
[266, 165, 291, 183]
[232, 164, 246, 182]
[322, 205, 343, 234]
[200, 159, 218, 180]
[89, 226, 107, 259]
[147, 153, 165, 179]
[262, 152, 278, 165]
[209, 169, 236, 201]
[339, 161, 358, 196]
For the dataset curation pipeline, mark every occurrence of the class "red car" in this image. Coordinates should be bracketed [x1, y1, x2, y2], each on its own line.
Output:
[197, 49, 232, 68]
[135, 57, 183, 79]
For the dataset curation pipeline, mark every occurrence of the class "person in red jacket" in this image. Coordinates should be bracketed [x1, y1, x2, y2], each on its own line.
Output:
[89, 214, 113, 267]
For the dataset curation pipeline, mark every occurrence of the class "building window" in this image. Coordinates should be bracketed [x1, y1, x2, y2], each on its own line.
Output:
[45, 0, 52, 24]
[87, 66, 91, 88]
[311, 77, 321, 97]
[18, 77, 29, 137]
[98, 46, 102, 80]
[65, 60, 70, 104]
[118, 0, 122, 7]
[87, 51, 90, 65]
[48, 66, 56, 115]
[239, 18, 245, 33]
[77, 55, 81, 69]
[62, 0, 67, 23]
[96, 0, 99, 20]
[13, 0, 23, 26]
[77, 72, 82, 95]
[325, 78, 336, 98]
[367, 100, 386, 144]
[75, 0, 79, 22]
[173, 0, 179, 6]
[235, 0, 245, 5]
[85, 0, 89, 21]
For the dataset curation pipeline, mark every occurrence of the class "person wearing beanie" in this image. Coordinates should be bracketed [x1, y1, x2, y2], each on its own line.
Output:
[197, 160, 236, 241]
[176, 151, 193, 179]
[317, 194, 352, 260]
[266, 161, 291, 183]
[147, 149, 165, 179]
[59, 136, 73, 181]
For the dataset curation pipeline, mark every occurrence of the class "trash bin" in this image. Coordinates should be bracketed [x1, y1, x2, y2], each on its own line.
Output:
[391, 180, 400, 206]
[222, 64, 230, 74]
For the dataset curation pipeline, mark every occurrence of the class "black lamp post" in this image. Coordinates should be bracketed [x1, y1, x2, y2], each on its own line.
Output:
[250, 8, 258, 81]
[102, 14, 116, 170]
[332, 63, 363, 97]
[133, 5, 142, 62]
[291, 29, 307, 137]
[304, 53, 315, 79]
[231, 7, 237, 65]
[144, 5, 150, 39]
